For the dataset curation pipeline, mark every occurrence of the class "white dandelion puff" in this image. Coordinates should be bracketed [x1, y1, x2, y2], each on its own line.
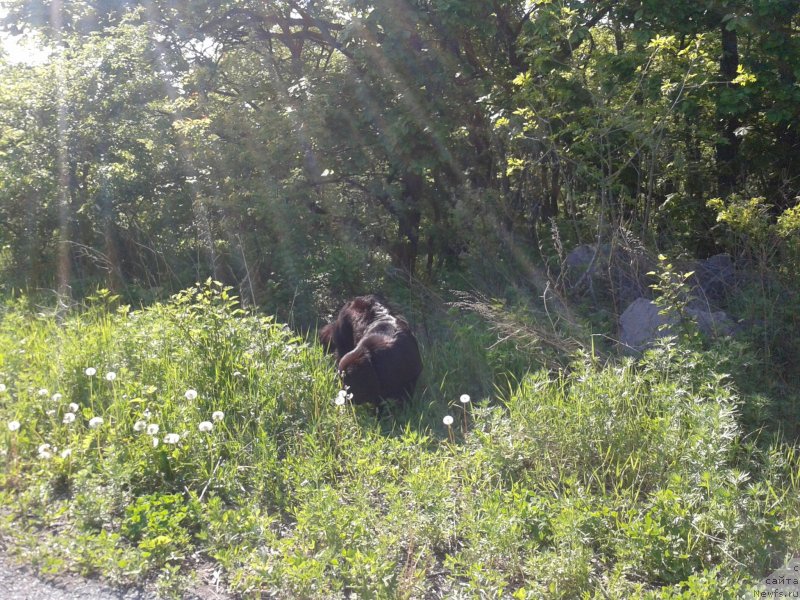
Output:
[133, 420, 147, 432]
[105, 371, 116, 382]
[51, 393, 63, 403]
[38, 388, 49, 397]
[211, 411, 224, 422]
[146, 423, 159, 435]
[163, 433, 180, 444]
[198, 421, 213, 433]
[38, 443, 53, 459]
[62, 412, 76, 424]
[152, 436, 159, 448]
[68, 402, 79, 413]
[0, 383, 6, 393]
[459, 394, 471, 404]
[60, 448, 72, 459]
[184, 389, 197, 401]
[443, 415, 454, 426]
[88, 416, 104, 429]
[7, 420, 20, 432]
[85, 367, 97, 377]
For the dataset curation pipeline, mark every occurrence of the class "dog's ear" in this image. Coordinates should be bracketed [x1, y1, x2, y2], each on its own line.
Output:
[319, 323, 335, 353]
[338, 347, 381, 405]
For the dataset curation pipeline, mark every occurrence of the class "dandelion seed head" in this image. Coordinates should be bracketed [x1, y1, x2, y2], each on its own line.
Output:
[152, 436, 159, 448]
[0, 383, 6, 392]
[133, 420, 147, 432]
[184, 389, 198, 401]
[460, 394, 471, 404]
[334, 394, 346, 406]
[51, 393, 63, 403]
[60, 448, 72, 459]
[88, 416, 104, 429]
[62, 412, 76, 424]
[38, 443, 52, 459]
[211, 411, 224, 422]
[38, 388, 49, 397]
[198, 421, 213, 433]
[7, 420, 20, 432]
[164, 433, 180, 444]
[443, 415, 454, 426]
[69, 402, 79, 413]
[143, 408, 152, 418]
[146, 423, 159, 435]
[46, 409, 56, 417]
[85, 367, 96, 377]
[105, 371, 116, 382]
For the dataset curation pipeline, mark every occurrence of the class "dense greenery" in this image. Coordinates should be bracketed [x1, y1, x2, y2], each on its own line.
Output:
[1, 1, 799, 301]
[0, 282, 798, 597]
[1, 0, 800, 597]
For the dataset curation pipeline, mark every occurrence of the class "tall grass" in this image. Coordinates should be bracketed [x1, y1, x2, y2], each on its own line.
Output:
[0, 282, 798, 597]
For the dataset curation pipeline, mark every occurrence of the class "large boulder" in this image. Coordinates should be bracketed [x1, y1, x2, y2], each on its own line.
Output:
[686, 306, 738, 338]
[563, 243, 653, 308]
[563, 244, 603, 287]
[690, 254, 735, 304]
[619, 297, 737, 351]
[619, 298, 675, 351]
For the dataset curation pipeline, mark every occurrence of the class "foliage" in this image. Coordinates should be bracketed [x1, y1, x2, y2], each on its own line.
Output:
[1, 0, 797, 300]
[1, 285, 799, 597]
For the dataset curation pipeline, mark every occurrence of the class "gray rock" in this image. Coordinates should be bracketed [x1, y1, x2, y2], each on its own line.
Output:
[619, 298, 675, 351]
[619, 297, 737, 351]
[563, 244, 601, 286]
[686, 306, 738, 337]
[690, 254, 735, 303]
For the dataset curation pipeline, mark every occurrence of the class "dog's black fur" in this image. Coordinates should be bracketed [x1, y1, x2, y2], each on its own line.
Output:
[320, 295, 422, 406]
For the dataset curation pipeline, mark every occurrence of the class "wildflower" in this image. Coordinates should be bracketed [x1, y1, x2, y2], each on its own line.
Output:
[143, 408, 152, 418]
[133, 420, 147, 432]
[211, 411, 224, 422]
[152, 436, 159, 448]
[443, 415, 454, 426]
[460, 394, 471, 404]
[62, 412, 76, 425]
[7, 420, 20, 432]
[69, 402, 79, 413]
[334, 394, 346, 406]
[105, 371, 116, 382]
[164, 433, 180, 444]
[0, 383, 6, 392]
[38, 443, 53, 459]
[38, 388, 49, 397]
[146, 423, 159, 435]
[184, 389, 198, 401]
[60, 448, 72, 459]
[88, 416, 104, 429]
[233, 371, 242, 378]
[85, 367, 96, 377]
[52, 393, 63, 403]
[198, 421, 213, 433]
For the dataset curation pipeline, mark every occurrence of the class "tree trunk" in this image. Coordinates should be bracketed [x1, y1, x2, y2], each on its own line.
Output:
[394, 171, 423, 276]
[716, 25, 740, 197]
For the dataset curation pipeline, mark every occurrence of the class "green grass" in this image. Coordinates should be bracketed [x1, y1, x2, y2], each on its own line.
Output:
[0, 281, 798, 598]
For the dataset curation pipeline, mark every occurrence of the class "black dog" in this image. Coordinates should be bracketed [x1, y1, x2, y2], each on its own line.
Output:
[320, 295, 422, 406]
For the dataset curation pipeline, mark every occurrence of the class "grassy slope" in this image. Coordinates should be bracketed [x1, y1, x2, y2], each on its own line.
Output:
[0, 282, 798, 598]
